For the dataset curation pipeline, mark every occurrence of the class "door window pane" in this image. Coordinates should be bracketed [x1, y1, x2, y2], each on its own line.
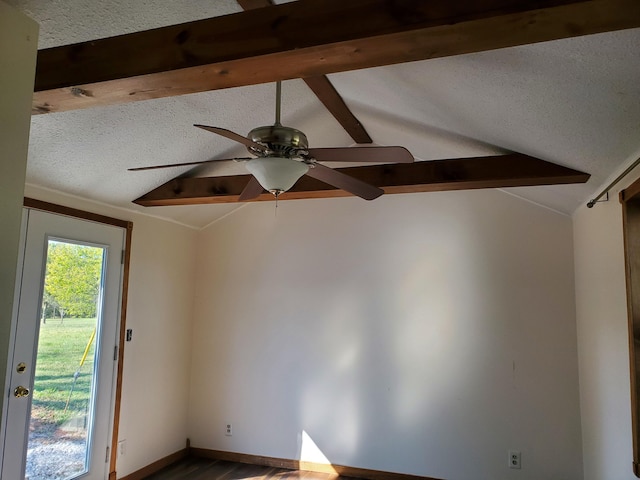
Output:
[26, 240, 105, 480]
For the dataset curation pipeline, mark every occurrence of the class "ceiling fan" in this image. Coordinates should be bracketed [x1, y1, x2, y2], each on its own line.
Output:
[130, 81, 414, 201]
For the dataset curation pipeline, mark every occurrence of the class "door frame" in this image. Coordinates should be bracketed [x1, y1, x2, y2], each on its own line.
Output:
[22, 198, 133, 480]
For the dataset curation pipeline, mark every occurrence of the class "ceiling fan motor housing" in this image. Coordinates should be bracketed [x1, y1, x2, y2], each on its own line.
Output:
[248, 125, 308, 158]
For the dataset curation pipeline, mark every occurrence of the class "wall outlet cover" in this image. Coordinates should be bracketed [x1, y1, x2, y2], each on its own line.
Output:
[508, 450, 521, 469]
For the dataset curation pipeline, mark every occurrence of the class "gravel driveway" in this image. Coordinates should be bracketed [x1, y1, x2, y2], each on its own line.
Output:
[25, 420, 88, 480]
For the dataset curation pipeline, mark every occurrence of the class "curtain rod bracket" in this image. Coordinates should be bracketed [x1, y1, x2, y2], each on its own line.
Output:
[587, 192, 609, 208]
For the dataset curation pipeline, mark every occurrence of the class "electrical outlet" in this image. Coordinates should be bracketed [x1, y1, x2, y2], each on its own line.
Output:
[508, 450, 521, 469]
[118, 440, 126, 457]
[225, 423, 232, 436]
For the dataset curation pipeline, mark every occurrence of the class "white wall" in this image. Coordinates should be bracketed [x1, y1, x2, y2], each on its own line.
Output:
[0, 1, 38, 467]
[189, 189, 583, 480]
[23, 186, 197, 478]
[573, 172, 639, 480]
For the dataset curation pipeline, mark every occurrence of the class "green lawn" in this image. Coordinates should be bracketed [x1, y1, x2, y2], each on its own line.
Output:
[31, 317, 97, 426]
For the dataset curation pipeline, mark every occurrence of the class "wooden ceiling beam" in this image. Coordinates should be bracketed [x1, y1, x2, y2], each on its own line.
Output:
[33, 0, 640, 114]
[301, 76, 372, 144]
[237, 0, 372, 144]
[133, 154, 590, 206]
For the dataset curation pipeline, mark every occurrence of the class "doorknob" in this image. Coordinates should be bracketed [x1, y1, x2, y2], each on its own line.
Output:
[14, 386, 30, 398]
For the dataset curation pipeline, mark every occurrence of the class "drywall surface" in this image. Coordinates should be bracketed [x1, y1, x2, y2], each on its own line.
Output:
[0, 2, 38, 467]
[189, 190, 583, 480]
[115, 213, 196, 476]
[573, 174, 638, 480]
[22, 186, 197, 478]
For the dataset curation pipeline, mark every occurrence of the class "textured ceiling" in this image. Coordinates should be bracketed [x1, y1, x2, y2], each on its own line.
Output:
[10, 0, 640, 228]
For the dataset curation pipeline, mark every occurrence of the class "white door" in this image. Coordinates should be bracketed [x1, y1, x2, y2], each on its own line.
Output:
[2, 209, 125, 480]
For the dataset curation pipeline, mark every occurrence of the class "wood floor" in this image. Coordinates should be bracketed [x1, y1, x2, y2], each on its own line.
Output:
[144, 457, 363, 480]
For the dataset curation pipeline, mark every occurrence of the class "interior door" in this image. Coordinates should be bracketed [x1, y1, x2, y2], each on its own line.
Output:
[2, 208, 125, 480]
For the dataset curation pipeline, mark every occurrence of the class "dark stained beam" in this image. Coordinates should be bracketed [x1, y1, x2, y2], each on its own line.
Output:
[238, 0, 372, 144]
[133, 154, 590, 206]
[236, 0, 274, 9]
[33, 0, 640, 114]
[301, 76, 372, 144]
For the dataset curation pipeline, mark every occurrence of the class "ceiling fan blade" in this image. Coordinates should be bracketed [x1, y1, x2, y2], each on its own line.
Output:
[306, 146, 413, 164]
[238, 176, 264, 201]
[194, 124, 268, 153]
[128, 157, 252, 171]
[306, 163, 383, 200]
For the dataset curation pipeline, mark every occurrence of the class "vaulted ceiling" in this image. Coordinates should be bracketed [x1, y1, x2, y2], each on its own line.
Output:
[11, 0, 640, 228]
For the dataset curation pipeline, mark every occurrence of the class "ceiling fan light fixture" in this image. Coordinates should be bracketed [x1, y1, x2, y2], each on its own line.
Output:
[245, 157, 309, 196]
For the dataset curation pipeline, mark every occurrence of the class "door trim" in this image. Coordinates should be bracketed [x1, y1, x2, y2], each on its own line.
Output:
[24, 198, 130, 229]
[23, 197, 133, 479]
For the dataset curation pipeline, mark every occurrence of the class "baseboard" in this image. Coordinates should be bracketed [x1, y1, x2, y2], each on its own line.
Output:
[118, 447, 189, 480]
[190, 447, 443, 480]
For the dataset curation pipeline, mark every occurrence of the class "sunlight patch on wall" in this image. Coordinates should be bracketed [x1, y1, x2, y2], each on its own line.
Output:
[298, 290, 363, 459]
[335, 339, 360, 372]
[299, 430, 334, 467]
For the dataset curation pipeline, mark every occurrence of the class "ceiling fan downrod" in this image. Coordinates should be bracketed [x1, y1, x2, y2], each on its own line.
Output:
[274, 81, 282, 127]
[247, 80, 309, 158]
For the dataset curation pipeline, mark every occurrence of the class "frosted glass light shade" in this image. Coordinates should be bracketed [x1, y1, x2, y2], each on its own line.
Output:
[245, 157, 309, 194]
